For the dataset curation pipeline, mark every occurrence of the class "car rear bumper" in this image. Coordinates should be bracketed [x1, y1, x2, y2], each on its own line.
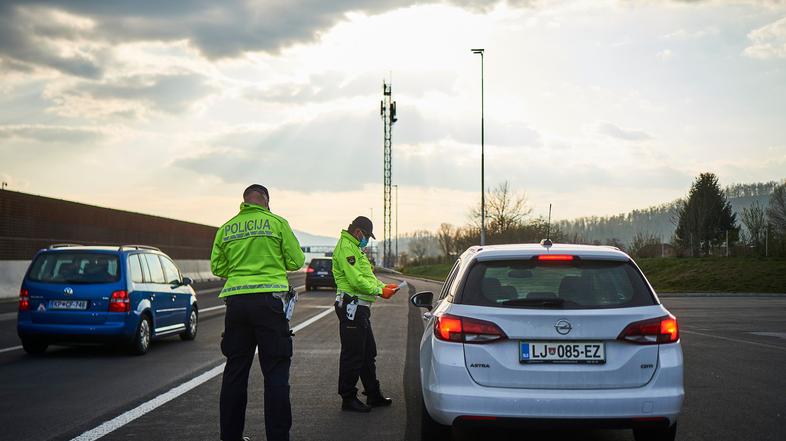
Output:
[422, 340, 684, 427]
[18, 316, 136, 340]
[306, 276, 336, 287]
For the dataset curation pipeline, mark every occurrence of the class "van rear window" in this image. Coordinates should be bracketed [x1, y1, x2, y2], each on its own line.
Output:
[28, 253, 120, 284]
[459, 259, 655, 309]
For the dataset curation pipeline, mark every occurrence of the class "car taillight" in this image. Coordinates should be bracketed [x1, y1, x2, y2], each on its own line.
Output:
[306, 267, 315, 273]
[19, 288, 29, 311]
[618, 314, 679, 344]
[434, 314, 507, 344]
[109, 290, 130, 313]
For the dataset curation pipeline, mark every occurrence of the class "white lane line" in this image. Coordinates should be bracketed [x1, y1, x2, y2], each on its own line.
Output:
[70, 306, 335, 441]
[682, 329, 786, 351]
[0, 345, 22, 354]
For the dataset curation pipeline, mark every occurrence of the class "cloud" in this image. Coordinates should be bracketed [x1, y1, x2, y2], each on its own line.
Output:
[744, 16, 786, 59]
[0, 0, 534, 73]
[596, 122, 654, 142]
[0, 4, 106, 78]
[0, 124, 108, 143]
[661, 27, 719, 40]
[43, 71, 217, 118]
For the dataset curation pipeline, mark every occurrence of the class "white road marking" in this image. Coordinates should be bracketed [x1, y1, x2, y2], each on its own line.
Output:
[0, 345, 22, 354]
[70, 306, 335, 441]
[200, 305, 225, 313]
[682, 329, 786, 351]
[749, 332, 786, 340]
[0, 311, 18, 322]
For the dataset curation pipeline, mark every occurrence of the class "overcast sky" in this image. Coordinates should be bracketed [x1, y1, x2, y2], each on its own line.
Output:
[0, 0, 784, 237]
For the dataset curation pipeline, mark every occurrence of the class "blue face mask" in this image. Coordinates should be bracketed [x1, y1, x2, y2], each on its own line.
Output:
[358, 234, 369, 248]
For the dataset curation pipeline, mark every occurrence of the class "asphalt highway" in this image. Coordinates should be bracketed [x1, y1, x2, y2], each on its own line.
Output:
[0, 274, 784, 441]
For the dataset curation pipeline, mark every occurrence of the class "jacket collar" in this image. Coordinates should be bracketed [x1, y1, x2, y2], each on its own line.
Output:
[239, 202, 269, 213]
[341, 229, 360, 247]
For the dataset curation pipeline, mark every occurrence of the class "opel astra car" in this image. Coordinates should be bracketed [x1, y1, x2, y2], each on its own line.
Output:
[410, 242, 683, 441]
[17, 244, 199, 355]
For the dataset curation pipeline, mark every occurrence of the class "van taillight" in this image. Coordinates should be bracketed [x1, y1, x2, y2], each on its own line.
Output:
[434, 314, 507, 344]
[618, 314, 679, 344]
[19, 288, 29, 311]
[306, 267, 315, 273]
[109, 290, 130, 313]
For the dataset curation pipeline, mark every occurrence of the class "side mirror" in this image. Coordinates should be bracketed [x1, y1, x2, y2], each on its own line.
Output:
[410, 291, 434, 311]
[182, 277, 193, 286]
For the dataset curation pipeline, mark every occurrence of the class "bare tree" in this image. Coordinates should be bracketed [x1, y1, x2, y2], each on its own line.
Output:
[408, 230, 433, 262]
[471, 181, 532, 236]
[741, 200, 767, 251]
[436, 223, 455, 261]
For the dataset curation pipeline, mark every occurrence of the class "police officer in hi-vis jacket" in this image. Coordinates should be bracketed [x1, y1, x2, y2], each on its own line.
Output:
[211, 184, 305, 441]
[332, 216, 399, 412]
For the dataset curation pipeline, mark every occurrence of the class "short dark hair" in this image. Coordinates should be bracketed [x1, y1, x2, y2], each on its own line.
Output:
[243, 184, 269, 200]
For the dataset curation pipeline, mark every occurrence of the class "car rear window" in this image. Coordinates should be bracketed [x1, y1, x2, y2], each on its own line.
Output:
[28, 252, 120, 284]
[309, 259, 332, 271]
[459, 259, 655, 309]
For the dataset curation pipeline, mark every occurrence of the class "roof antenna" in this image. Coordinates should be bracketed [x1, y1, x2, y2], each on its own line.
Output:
[541, 203, 553, 248]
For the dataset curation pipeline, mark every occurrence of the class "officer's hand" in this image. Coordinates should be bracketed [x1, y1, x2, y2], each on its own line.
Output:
[381, 284, 399, 299]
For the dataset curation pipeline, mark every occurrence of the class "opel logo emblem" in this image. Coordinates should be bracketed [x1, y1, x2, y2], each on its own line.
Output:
[555, 319, 572, 335]
[64, 287, 74, 295]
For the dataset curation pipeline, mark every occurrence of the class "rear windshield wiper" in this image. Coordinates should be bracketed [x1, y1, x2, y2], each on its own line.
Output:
[501, 298, 565, 308]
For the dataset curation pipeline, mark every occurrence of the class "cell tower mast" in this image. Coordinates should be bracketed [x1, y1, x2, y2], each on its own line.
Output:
[380, 79, 397, 268]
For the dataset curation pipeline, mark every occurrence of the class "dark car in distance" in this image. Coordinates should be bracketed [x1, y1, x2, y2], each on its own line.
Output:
[305, 257, 335, 291]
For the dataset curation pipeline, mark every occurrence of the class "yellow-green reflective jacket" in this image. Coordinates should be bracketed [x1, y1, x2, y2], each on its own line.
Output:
[332, 230, 385, 303]
[211, 203, 305, 298]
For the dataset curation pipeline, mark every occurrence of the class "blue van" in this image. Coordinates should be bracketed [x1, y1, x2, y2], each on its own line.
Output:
[17, 244, 198, 355]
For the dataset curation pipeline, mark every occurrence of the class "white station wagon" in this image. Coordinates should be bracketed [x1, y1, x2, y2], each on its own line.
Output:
[410, 242, 684, 441]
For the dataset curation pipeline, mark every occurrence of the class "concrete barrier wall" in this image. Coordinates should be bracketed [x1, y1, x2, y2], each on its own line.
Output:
[0, 259, 215, 300]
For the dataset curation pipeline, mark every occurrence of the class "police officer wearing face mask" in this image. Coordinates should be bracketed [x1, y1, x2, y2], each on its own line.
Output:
[331, 216, 399, 412]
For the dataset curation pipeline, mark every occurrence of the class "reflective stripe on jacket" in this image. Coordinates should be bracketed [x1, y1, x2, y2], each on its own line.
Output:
[211, 203, 305, 298]
[332, 230, 385, 303]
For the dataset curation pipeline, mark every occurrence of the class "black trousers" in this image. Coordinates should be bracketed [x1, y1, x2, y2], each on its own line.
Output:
[220, 293, 292, 441]
[335, 299, 380, 399]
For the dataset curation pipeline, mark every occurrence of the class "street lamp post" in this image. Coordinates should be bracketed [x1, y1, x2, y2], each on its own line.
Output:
[471, 48, 486, 246]
[393, 184, 399, 267]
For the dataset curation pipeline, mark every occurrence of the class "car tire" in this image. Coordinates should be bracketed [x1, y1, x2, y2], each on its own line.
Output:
[421, 398, 451, 440]
[180, 308, 198, 341]
[130, 315, 152, 355]
[634, 423, 677, 441]
[306, 284, 313, 292]
[21, 337, 48, 355]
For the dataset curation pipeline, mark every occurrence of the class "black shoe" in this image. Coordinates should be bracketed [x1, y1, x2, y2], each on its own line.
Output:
[365, 391, 393, 407]
[342, 396, 372, 412]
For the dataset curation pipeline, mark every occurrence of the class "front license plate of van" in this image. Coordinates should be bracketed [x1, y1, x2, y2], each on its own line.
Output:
[49, 300, 88, 310]
[520, 341, 605, 364]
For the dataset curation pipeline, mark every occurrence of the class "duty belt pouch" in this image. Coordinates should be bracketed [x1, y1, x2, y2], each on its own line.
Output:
[345, 297, 359, 321]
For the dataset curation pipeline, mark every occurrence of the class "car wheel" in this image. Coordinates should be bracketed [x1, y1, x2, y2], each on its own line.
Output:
[421, 398, 451, 440]
[180, 308, 198, 341]
[305, 284, 313, 292]
[21, 337, 48, 355]
[130, 315, 152, 355]
[634, 423, 677, 441]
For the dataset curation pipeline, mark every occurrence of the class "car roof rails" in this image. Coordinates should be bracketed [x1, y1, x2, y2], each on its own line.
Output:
[119, 245, 162, 252]
[49, 243, 83, 249]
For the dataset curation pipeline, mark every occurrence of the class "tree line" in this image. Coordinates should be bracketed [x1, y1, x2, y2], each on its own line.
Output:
[401, 175, 786, 266]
